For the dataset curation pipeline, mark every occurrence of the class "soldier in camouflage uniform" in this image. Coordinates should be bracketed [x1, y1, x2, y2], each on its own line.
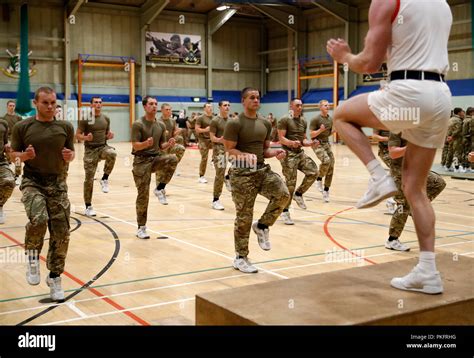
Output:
[386, 132, 446, 251]
[186, 112, 197, 144]
[223, 87, 289, 274]
[373, 128, 397, 214]
[267, 113, 279, 142]
[277, 98, 319, 225]
[195, 103, 214, 183]
[0, 117, 15, 224]
[310, 99, 335, 203]
[132, 96, 178, 239]
[445, 108, 465, 171]
[10, 87, 75, 302]
[209, 100, 232, 211]
[461, 107, 473, 171]
[2, 100, 22, 181]
[76, 96, 117, 217]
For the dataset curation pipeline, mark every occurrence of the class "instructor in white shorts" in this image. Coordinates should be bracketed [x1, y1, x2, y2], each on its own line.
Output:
[326, 0, 452, 294]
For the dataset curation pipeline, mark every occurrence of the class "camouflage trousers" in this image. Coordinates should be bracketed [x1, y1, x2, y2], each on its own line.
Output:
[198, 137, 212, 177]
[0, 161, 15, 206]
[312, 142, 334, 188]
[178, 128, 188, 146]
[21, 175, 71, 275]
[389, 170, 446, 238]
[83, 145, 117, 204]
[441, 140, 449, 166]
[7, 154, 21, 177]
[378, 147, 391, 168]
[280, 150, 318, 210]
[212, 144, 228, 198]
[230, 164, 289, 257]
[446, 138, 463, 168]
[155, 143, 185, 184]
[133, 154, 178, 226]
[462, 138, 472, 168]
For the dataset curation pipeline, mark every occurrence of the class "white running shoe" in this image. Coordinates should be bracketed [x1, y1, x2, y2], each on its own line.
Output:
[391, 265, 443, 294]
[136, 226, 150, 239]
[316, 181, 323, 192]
[46, 276, 65, 301]
[252, 221, 271, 251]
[322, 191, 330, 203]
[281, 211, 294, 225]
[26, 256, 40, 285]
[100, 179, 110, 193]
[212, 200, 225, 210]
[0, 207, 4, 224]
[356, 174, 397, 209]
[385, 238, 410, 252]
[85, 206, 96, 217]
[233, 256, 258, 273]
[15, 175, 21, 186]
[293, 195, 307, 209]
[154, 189, 168, 205]
[198, 176, 208, 183]
[225, 178, 232, 192]
[386, 198, 397, 214]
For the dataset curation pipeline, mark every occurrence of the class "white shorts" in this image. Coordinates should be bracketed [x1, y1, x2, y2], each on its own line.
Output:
[368, 79, 452, 149]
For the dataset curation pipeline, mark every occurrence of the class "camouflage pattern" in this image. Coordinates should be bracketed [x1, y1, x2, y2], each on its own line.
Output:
[132, 154, 178, 226]
[0, 162, 15, 206]
[462, 115, 473, 168]
[377, 145, 392, 168]
[445, 115, 464, 168]
[389, 168, 446, 238]
[212, 144, 227, 198]
[198, 138, 212, 177]
[441, 139, 449, 167]
[83, 145, 117, 203]
[155, 143, 185, 184]
[280, 151, 318, 210]
[21, 175, 71, 275]
[230, 165, 289, 257]
[312, 142, 335, 188]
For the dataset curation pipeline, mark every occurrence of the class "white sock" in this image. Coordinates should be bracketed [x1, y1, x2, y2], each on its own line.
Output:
[366, 159, 385, 181]
[418, 251, 436, 273]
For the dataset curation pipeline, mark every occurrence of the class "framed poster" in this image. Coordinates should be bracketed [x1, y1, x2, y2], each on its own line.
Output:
[145, 32, 201, 65]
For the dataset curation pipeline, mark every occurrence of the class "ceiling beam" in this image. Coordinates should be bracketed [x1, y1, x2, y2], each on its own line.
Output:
[140, 0, 169, 29]
[208, 8, 238, 36]
[311, 0, 354, 22]
[248, 3, 297, 33]
[67, 0, 86, 18]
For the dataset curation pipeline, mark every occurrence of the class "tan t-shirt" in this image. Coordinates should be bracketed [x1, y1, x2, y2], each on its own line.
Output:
[309, 114, 333, 143]
[131, 116, 166, 157]
[78, 114, 110, 148]
[196, 114, 213, 140]
[2, 113, 22, 140]
[159, 116, 177, 141]
[0, 119, 8, 163]
[223, 113, 271, 165]
[11, 116, 75, 176]
[277, 115, 307, 152]
[209, 115, 228, 146]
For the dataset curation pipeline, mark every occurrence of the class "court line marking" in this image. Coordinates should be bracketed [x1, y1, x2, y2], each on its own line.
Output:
[66, 300, 88, 318]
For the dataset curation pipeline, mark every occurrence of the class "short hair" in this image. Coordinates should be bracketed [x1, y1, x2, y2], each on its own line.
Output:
[291, 98, 303, 105]
[241, 87, 260, 100]
[161, 103, 171, 109]
[453, 107, 463, 115]
[203, 102, 212, 109]
[56, 104, 62, 108]
[466, 107, 474, 116]
[90, 96, 102, 104]
[319, 99, 329, 107]
[6, 100, 15, 106]
[34, 86, 55, 100]
[218, 100, 230, 107]
[142, 96, 156, 106]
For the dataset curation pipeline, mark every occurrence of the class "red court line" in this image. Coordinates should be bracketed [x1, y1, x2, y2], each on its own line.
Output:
[0, 231, 150, 326]
[323, 207, 377, 265]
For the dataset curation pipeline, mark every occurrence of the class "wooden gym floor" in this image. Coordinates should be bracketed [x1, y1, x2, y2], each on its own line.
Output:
[0, 141, 472, 325]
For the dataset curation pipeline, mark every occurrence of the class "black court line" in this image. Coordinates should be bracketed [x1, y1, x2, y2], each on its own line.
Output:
[17, 214, 119, 326]
[0, 216, 82, 250]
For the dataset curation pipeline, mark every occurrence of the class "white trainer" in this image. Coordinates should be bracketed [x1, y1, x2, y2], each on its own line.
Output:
[356, 174, 397, 209]
[322, 190, 330, 203]
[198, 176, 208, 184]
[252, 221, 270, 251]
[316, 181, 323, 192]
[0, 207, 4, 224]
[225, 178, 232, 192]
[100, 179, 110, 193]
[233, 256, 258, 273]
[26, 256, 40, 285]
[386, 198, 397, 214]
[281, 211, 294, 225]
[154, 189, 168, 205]
[212, 200, 225, 210]
[85, 206, 96, 217]
[391, 265, 443, 294]
[136, 226, 150, 239]
[385, 238, 410, 252]
[46, 276, 65, 301]
[293, 195, 307, 209]
[15, 175, 21, 186]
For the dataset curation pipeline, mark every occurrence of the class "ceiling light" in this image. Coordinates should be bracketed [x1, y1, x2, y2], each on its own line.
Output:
[217, 5, 230, 11]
